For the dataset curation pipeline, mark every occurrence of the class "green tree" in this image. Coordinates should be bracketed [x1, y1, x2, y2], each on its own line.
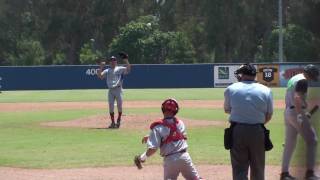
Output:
[9, 39, 45, 65]
[0, 0, 37, 65]
[29, 0, 127, 64]
[1, 0, 319, 65]
[166, 32, 195, 63]
[173, 0, 208, 62]
[109, 15, 195, 64]
[203, 0, 277, 62]
[285, 0, 320, 60]
[264, 24, 319, 61]
[79, 42, 102, 64]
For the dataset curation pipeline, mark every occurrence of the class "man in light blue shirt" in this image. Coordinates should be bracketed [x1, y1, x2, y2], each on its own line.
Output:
[224, 63, 273, 180]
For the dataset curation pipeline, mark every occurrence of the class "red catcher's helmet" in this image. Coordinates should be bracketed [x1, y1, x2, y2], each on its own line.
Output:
[161, 98, 179, 115]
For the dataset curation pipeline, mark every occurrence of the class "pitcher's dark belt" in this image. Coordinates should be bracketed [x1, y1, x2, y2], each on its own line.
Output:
[165, 149, 187, 157]
[111, 85, 121, 89]
[289, 106, 306, 109]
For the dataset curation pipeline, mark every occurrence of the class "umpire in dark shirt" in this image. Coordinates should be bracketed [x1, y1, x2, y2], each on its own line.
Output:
[224, 63, 273, 180]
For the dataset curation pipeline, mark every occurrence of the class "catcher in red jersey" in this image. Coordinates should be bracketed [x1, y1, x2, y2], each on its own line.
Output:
[134, 98, 203, 180]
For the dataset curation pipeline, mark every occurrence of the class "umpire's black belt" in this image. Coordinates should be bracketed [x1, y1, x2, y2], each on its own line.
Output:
[230, 122, 263, 126]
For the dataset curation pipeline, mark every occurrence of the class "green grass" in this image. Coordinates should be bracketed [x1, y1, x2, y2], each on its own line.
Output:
[0, 109, 145, 168]
[0, 107, 311, 168]
[1, 88, 319, 103]
[0, 88, 289, 103]
[0, 88, 319, 168]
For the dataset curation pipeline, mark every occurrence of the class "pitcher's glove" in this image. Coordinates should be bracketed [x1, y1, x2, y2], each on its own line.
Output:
[134, 155, 144, 169]
[119, 52, 128, 59]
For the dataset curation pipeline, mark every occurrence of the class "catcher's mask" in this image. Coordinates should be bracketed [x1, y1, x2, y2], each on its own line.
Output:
[304, 64, 319, 81]
[234, 63, 256, 81]
[161, 98, 179, 115]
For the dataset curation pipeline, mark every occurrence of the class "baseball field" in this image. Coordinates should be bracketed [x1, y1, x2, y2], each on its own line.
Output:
[0, 88, 319, 180]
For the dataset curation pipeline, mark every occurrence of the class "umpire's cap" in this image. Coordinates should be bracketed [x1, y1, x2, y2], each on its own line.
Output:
[234, 63, 257, 76]
[304, 64, 319, 81]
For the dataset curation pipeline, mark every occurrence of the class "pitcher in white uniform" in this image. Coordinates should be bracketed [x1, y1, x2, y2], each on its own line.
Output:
[97, 52, 131, 128]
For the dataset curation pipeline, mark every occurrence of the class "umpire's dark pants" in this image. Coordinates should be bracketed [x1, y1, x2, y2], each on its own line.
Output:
[231, 123, 265, 180]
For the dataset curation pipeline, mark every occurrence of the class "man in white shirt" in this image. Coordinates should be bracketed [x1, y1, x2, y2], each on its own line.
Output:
[97, 52, 131, 128]
[280, 64, 319, 180]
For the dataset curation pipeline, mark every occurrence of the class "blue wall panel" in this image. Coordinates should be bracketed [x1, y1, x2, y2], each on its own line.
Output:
[124, 64, 213, 88]
[0, 66, 105, 90]
[0, 64, 214, 90]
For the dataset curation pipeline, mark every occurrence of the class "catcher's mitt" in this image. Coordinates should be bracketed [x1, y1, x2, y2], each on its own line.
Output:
[119, 52, 129, 59]
[134, 155, 143, 169]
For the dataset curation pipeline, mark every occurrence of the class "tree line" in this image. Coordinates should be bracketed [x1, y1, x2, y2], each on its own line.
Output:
[0, 0, 319, 65]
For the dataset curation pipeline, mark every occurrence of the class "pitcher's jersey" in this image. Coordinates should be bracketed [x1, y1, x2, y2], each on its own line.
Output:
[147, 118, 188, 157]
[285, 73, 307, 108]
[101, 66, 127, 88]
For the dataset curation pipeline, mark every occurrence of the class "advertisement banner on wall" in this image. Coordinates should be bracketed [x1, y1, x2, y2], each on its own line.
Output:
[280, 64, 305, 87]
[214, 65, 258, 87]
[280, 64, 320, 87]
[257, 64, 280, 87]
[214, 65, 239, 87]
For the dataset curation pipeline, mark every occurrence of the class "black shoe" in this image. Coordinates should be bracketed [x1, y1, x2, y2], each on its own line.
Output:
[116, 119, 121, 128]
[305, 170, 320, 180]
[108, 122, 116, 129]
[280, 172, 296, 180]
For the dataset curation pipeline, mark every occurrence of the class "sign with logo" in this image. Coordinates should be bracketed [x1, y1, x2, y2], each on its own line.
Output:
[218, 66, 229, 79]
[214, 65, 238, 87]
[257, 65, 279, 87]
[214, 65, 258, 87]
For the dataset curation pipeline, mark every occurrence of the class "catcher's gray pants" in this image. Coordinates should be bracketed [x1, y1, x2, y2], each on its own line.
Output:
[281, 108, 317, 172]
[163, 152, 200, 180]
[230, 124, 265, 180]
[108, 86, 123, 113]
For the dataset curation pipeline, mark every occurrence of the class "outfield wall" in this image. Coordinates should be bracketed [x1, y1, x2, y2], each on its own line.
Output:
[0, 63, 319, 90]
[0, 64, 213, 90]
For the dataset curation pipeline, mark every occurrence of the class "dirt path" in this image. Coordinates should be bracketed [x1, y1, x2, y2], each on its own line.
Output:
[42, 114, 227, 130]
[0, 165, 304, 180]
[0, 100, 288, 112]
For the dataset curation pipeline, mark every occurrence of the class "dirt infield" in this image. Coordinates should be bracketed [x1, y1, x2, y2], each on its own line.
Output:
[0, 165, 305, 180]
[42, 114, 227, 130]
[0, 100, 287, 112]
